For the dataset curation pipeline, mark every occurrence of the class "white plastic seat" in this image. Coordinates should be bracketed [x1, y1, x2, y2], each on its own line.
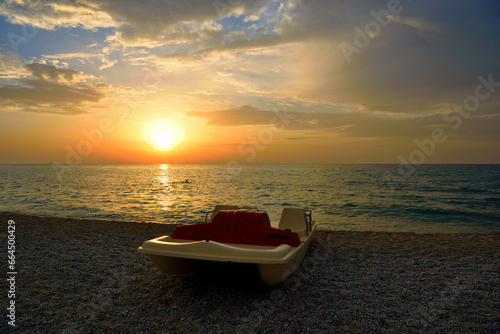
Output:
[278, 208, 307, 239]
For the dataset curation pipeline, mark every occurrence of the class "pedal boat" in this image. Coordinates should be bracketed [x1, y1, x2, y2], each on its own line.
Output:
[137, 206, 316, 285]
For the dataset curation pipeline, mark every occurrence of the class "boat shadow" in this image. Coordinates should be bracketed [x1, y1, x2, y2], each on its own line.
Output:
[184, 261, 271, 292]
[154, 261, 277, 314]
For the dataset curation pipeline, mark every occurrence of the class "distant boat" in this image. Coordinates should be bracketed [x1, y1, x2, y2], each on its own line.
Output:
[138, 205, 316, 285]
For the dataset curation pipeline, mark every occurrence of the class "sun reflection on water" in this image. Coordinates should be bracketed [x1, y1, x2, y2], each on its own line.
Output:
[155, 164, 173, 211]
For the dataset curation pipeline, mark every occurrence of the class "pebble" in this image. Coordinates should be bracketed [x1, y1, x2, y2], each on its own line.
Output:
[3, 213, 499, 333]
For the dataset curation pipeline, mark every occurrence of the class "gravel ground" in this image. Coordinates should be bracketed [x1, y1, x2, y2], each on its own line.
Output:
[1, 213, 499, 333]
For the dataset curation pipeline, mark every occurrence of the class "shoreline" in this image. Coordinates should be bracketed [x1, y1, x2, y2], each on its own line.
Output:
[1, 213, 499, 333]
[2, 210, 498, 236]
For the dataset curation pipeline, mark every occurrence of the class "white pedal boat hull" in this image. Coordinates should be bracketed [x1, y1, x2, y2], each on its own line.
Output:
[138, 207, 316, 285]
[138, 230, 315, 285]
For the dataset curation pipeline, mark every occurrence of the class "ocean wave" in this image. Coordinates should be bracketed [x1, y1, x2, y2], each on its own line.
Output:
[1, 164, 499, 234]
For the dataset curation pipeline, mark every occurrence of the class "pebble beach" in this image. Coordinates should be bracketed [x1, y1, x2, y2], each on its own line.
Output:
[1, 213, 499, 333]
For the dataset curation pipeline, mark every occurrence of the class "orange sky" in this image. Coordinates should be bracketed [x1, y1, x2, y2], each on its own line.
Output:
[1, 1, 499, 165]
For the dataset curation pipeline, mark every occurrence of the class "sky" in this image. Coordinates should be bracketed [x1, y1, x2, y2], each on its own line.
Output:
[1, 0, 499, 165]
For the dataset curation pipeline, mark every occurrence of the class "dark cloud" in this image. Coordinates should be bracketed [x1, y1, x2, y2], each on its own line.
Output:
[0, 58, 107, 115]
[188, 106, 276, 126]
[2, 0, 499, 119]
[150, 1, 500, 117]
[288, 0, 500, 113]
[188, 105, 500, 140]
[0, 79, 104, 104]
[25, 63, 82, 82]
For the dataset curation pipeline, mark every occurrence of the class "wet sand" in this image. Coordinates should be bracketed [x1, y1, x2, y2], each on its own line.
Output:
[1, 213, 499, 333]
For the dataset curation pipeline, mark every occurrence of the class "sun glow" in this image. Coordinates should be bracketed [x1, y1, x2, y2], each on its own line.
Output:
[143, 121, 185, 150]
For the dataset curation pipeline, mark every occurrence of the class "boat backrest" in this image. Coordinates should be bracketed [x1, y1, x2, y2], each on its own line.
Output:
[210, 205, 239, 220]
[173, 210, 300, 247]
[278, 208, 307, 238]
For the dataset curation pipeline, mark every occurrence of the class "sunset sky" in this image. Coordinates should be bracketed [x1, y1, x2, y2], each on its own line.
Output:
[1, 0, 499, 164]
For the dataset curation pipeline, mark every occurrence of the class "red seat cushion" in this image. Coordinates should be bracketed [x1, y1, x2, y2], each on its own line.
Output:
[172, 210, 301, 247]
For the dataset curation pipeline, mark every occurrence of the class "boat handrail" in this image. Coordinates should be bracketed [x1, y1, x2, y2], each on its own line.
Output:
[305, 210, 312, 236]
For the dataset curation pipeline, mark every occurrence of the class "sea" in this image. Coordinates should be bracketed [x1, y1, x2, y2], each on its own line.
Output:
[0, 164, 499, 234]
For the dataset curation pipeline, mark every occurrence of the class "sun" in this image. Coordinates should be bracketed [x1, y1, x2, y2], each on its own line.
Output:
[152, 131, 175, 149]
[143, 121, 184, 151]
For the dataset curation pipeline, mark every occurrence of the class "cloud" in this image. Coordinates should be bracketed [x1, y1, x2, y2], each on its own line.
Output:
[284, 1, 500, 114]
[3, 0, 499, 119]
[187, 105, 500, 140]
[25, 63, 88, 83]
[187, 105, 393, 135]
[43, 52, 99, 60]
[188, 106, 277, 126]
[389, 15, 443, 32]
[0, 48, 29, 79]
[0, 0, 116, 30]
[0, 52, 108, 115]
[42, 44, 120, 71]
[98, 58, 117, 70]
[142, 0, 500, 119]
[100, 0, 269, 46]
[0, 0, 269, 47]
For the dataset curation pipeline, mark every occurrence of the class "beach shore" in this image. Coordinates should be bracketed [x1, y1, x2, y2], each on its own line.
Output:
[1, 213, 499, 333]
